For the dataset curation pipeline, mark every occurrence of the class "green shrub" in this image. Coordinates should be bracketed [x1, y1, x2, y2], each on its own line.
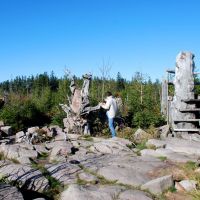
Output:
[0, 98, 50, 132]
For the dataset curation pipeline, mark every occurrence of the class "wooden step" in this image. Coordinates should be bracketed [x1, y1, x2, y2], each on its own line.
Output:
[174, 119, 200, 123]
[182, 99, 200, 103]
[179, 108, 200, 112]
[166, 69, 175, 74]
[173, 129, 200, 132]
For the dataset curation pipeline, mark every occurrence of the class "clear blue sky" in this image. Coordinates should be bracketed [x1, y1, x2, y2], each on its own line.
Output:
[1, 0, 200, 82]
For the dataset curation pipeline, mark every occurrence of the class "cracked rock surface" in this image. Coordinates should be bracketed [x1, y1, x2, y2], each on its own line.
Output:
[1, 128, 200, 200]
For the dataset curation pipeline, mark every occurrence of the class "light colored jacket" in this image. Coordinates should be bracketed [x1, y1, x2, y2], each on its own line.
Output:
[101, 96, 118, 118]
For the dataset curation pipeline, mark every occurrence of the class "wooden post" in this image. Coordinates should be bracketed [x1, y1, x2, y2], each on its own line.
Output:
[161, 78, 168, 117]
[171, 52, 196, 131]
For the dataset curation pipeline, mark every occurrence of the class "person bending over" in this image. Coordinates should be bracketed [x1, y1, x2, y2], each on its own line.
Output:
[99, 91, 118, 137]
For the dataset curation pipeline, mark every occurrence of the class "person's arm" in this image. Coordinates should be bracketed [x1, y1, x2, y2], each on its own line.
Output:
[101, 98, 111, 110]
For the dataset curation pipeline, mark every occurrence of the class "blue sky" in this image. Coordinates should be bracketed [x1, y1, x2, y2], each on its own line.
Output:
[0, 0, 200, 82]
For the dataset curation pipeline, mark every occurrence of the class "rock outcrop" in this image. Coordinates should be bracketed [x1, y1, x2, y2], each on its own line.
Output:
[0, 125, 199, 199]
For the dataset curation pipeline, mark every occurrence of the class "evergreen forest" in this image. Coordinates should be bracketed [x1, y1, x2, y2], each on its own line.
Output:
[0, 71, 165, 133]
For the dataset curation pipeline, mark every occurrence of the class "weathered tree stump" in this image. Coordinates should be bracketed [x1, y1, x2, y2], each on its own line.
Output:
[60, 73, 100, 135]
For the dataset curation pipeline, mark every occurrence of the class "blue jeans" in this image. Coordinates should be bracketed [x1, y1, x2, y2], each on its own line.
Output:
[107, 114, 116, 137]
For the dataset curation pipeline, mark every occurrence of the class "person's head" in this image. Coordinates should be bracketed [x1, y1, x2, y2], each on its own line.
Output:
[105, 91, 112, 97]
[114, 92, 120, 98]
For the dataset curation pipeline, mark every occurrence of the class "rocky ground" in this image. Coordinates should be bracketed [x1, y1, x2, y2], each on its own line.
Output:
[0, 125, 200, 200]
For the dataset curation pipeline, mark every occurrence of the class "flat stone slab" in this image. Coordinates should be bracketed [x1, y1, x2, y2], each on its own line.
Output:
[60, 184, 153, 200]
[0, 144, 38, 164]
[89, 137, 133, 154]
[78, 140, 94, 148]
[165, 138, 200, 156]
[0, 162, 49, 192]
[118, 189, 153, 200]
[97, 156, 167, 187]
[98, 165, 150, 186]
[45, 162, 82, 185]
[181, 133, 200, 142]
[0, 184, 24, 200]
[141, 148, 198, 163]
[78, 172, 98, 183]
[146, 139, 166, 148]
[141, 175, 173, 195]
[67, 134, 81, 140]
[81, 152, 167, 187]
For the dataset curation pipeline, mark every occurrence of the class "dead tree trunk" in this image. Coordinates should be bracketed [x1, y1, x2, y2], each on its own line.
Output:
[171, 52, 196, 133]
[60, 73, 100, 135]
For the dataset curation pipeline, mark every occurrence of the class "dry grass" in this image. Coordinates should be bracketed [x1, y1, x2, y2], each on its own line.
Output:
[165, 191, 192, 200]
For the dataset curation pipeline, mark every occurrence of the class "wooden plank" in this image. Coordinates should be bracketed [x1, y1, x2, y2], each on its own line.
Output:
[179, 108, 200, 112]
[161, 79, 168, 116]
[166, 69, 175, 74]
[173, 129, 200, 132]
[174, 119, 200, 123]
[182, 99, 200, 103]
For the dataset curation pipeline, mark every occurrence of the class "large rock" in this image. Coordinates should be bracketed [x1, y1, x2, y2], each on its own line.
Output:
[158, 125, 170, 139]
[98, 165, 150, 186]
[181, 133, 200, 142]
[165, 138, 200, 156]
[140, 148, 198, 163]
[178, 180, 197, 191]
[0, 144, 37, 164]
[140, 149, 162, 157]
[54, 131, 67, 141]
[15, 131, 25, 143]
[0, 184, 24, 200]
[0, 162, 49, 192]
[0, 126, 12, 135]
[134, 128, 150, 143]
[60, 184, 152, 200]
[41, 126, 53, 138]
[118, 190, 152, 200]
[146, 139, 166, 148]
[45, 162, 81, 185]
[48, 141, 73, 162]
[27, 126, 39, 134]
[81, 153, 167, 187]
[89, 137, 133, 154]
[34, 144, 49, 155]
[68, 147, 95, 162]
[141, 175, 173, 195]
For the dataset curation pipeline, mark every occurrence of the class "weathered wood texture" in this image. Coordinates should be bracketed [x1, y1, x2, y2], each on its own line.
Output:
[161, 79, 168, 117]
[60, 74, 100, 135]
[170, 52, 196, 130]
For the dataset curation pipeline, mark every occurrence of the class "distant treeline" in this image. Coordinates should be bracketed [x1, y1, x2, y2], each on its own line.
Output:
[0, 71, 165, 132]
